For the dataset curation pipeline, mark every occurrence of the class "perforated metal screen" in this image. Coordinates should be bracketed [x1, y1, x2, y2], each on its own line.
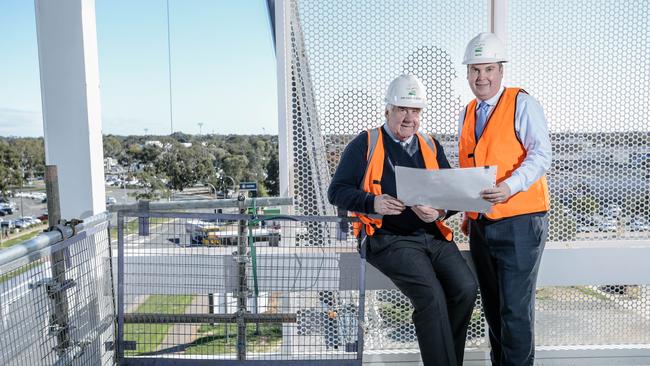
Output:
[507, 0, 650, 244]
[282, 0, 650, 355]
[284, 0, 650, 243]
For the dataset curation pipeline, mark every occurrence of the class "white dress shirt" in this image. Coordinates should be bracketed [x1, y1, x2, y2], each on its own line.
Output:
[458, 86, 552, 196]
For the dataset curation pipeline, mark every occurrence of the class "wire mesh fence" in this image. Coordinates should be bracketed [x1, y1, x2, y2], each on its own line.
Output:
[0, 220, 114, 366]
[116, 211, 365, 365]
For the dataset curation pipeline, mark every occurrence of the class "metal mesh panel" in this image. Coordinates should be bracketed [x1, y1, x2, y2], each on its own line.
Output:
[507, 0, 650, 243]
[362, 289, 487, 350]
[283, 0, 650, 358]
[286, 0, 487, 219]
[118, 212, 363, 363]
[0, 222, 115, 366]
[536, 285, 650, 346]
[286, 0, 650, 240]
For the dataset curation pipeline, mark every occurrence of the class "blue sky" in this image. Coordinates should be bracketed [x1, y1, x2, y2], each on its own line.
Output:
[0, 0, 278, 137]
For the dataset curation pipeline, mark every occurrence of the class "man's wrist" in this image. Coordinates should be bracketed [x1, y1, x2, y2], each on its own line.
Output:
[435, 209, 447, 221]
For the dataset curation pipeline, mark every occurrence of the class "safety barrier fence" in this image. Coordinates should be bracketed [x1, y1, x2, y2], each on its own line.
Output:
[114, 206, 365, 366]
[114, 208, 650, 365]
[2, 197, 650, 365]
[0, 212, 115, 366]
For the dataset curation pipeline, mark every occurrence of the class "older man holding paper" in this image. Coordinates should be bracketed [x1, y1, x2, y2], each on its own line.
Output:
[328, 74, 477, 366]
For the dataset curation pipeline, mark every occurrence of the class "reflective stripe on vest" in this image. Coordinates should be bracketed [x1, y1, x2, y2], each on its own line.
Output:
[352, 128, 454, 241]
[459, 88, 550, 220]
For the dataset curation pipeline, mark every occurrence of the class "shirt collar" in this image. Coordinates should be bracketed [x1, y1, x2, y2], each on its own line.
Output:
[382, 124, 415, 145]
[475, 85, 506, 109]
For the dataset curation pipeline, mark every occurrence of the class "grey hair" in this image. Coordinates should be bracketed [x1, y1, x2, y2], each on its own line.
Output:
[385, 104, 395, 113]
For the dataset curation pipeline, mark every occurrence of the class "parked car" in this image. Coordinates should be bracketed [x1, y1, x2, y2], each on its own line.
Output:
[106, 196, 117, 205]
[37, 211, 49, 222]
[1, 219, 15, 230]
[21, 216, 41, 226]
[13, 219, 29, 229]
[0, 202, 14, 215]
[598, 220, 617, 232]
[576, 224, 595, 233]
[628, 217, 649, 232]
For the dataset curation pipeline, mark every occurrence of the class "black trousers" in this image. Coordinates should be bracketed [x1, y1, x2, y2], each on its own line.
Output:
[366, 233, 478, 366]
[469, 213, 548, 366]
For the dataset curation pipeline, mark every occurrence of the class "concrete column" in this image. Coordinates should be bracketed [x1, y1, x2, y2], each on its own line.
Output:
[35, 0, 106, 219]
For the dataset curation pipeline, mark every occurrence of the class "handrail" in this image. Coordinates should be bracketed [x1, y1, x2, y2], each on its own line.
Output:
[0, 211, 111, 268]
[108, 196, 293, 212]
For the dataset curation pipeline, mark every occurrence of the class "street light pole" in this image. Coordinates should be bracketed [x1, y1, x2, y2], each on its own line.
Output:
[223, 176, 236, 198]
[205, 183, 217, 199]
[198, 122, 203, 136]
[19, 166, 24, 218]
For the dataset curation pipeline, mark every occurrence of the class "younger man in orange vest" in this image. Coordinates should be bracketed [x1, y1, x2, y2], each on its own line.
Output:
[328, 74, 477, 366]
[459, 33, 552, 366]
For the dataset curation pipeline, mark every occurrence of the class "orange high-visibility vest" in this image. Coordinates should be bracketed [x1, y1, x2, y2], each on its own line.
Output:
[352, 128, 454, 240]
[459, 88, 550, 220]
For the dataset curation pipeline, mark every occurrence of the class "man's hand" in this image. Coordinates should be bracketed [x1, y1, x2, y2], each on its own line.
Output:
[412, 205, 445, 223]
[461, 214, 469, 236]
[374, 194, 405, 215]
[480, 182, 511, 204]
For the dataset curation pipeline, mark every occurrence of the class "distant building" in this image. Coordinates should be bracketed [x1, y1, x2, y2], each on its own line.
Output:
[144, 140, 163, 148]
[180, 142, 193, 148]
[104, 157, 118, 170]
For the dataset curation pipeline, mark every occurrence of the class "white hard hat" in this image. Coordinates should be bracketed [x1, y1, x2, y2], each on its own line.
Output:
[384, 74, 427, 109]
[462, 32, 508, 65]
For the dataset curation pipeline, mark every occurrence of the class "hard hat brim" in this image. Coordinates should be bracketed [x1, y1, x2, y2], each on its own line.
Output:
[462, 58, 508, 65]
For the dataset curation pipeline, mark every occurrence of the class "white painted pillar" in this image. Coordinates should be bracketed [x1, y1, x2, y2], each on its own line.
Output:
[274, 0, 293, 204]
[489, 0, 508, 43]
[34, 0, 106, 219]
[490, 0, 509, 84]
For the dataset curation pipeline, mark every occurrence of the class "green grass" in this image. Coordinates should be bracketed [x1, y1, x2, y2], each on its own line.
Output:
[573, 286, 610, 301]
[0, 230, 42, 249]
[184, 323, 282, 355]
[377, 302, 411, 324]
[0, 261, 42, 284]
[535, 288, 553, 301]
[110, 217, 171, 239]
[124, 294, 194, 356]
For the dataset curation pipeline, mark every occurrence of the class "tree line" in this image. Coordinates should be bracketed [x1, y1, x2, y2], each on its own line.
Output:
[0, 133, 279, 199]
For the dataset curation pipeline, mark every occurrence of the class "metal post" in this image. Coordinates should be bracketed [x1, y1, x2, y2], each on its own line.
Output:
[208, 293, 215, 315]
[45, 165, 71, 355]
[356, 232, 367, 359]
[137, 200, 150, 236]
[20, 166, 24, 218]
[236, 193, 248, 360]
[116, 211, 125, 363]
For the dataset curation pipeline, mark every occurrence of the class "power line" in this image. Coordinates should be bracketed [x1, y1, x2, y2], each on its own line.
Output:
[166, 0, 174, 134]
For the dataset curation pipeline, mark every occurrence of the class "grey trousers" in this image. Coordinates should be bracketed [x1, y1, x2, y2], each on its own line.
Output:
[366, 233, 478, 366]
[469, 212, 548, 366]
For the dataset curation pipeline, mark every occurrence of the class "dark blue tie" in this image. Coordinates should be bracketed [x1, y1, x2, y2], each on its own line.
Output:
[475, 101, 490, 139]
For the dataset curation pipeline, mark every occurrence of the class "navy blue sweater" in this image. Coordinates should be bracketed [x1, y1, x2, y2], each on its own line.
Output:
[328, 127, 454, 238]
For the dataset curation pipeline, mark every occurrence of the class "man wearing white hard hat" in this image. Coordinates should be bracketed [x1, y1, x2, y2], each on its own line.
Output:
[329, 75, 478, 366]
[458, 32, 552, 365]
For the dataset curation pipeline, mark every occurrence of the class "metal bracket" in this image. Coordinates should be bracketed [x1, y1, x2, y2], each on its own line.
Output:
[232, 290, 252, 298]
[49, 321, 74, 337]
[104, 340, 137, 351]
[30, 278, 76, 297]
[231, 254, 251, 264]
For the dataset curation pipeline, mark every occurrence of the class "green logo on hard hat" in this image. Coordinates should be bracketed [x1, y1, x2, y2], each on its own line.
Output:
[475, 46, 483, 55]
[407, 88, 417, 96]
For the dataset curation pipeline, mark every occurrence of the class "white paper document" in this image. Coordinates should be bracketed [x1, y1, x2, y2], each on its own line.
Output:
[396, 166, 497, 213]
